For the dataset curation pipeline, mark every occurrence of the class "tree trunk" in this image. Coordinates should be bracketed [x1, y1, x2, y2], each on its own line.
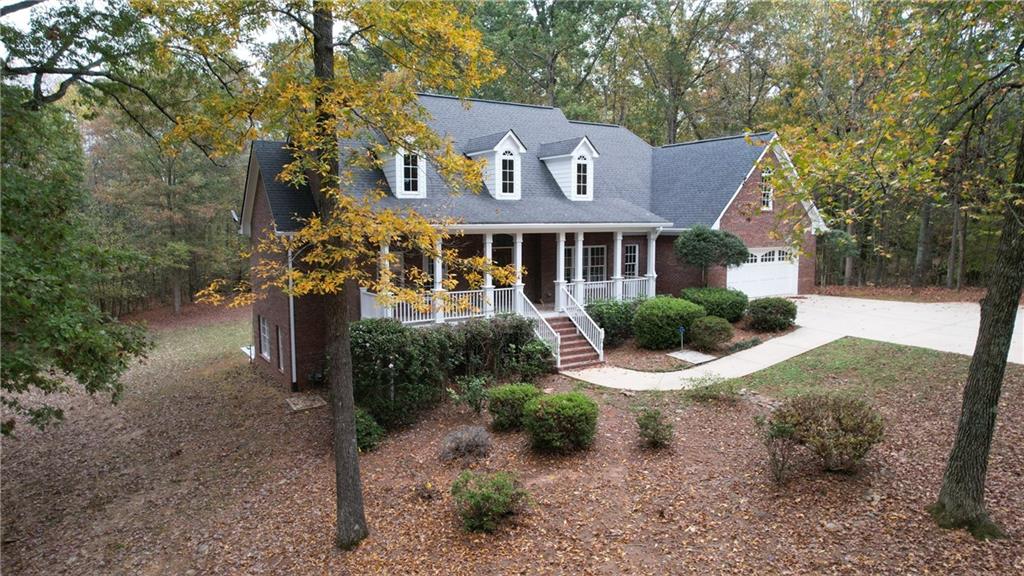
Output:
[931, 126, 1024, 540]
[172, 275, 182, 316]
[911, 199, 933, 287]
[313, 1, 368, 549]
[946, 193, 960, 289]
[843, 222, 855, 286]
[956, 213, 966, 290]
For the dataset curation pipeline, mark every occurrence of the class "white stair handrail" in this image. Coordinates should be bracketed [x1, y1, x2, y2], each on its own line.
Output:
[518, 291, 561, 368]
[560, 286, 605, 361]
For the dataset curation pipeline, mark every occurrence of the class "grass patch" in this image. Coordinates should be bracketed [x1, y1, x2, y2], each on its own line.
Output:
[681, 376, 741, 403]
[727, 336, 953, 398]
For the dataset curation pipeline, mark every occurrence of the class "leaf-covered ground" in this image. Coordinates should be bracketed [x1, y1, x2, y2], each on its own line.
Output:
[2, 306, 1022, 575]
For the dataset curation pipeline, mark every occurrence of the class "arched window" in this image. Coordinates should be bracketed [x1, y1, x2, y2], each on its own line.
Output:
[575, 155, 589, 196]
[500, 150, 515, 195]
[760, 166, 774, 210]
[760, 250, 777, 263]
[746, 252, 759, 264]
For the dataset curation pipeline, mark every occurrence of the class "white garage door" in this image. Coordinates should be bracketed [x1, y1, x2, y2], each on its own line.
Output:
[727, 248, 799, 298]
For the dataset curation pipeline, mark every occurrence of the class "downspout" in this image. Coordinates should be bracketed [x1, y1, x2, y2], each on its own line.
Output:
[287, 248, 298, 391]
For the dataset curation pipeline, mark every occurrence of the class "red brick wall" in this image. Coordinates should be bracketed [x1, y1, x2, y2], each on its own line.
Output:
[249, 178, 293, 389]
[657, 149, 817, 295]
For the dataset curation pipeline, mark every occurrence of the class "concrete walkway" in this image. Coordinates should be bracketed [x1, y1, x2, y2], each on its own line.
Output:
[564, 295, 1024, 391]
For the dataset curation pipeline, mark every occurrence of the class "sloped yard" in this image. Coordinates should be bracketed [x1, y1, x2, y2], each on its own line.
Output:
[2, 307, 1022, 575]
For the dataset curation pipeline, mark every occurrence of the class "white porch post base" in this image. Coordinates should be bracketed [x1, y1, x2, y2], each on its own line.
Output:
[515, 284, 525, 315]
[645, 274, 657, 298]
[573, 280, 584, 304]
[554, 279, 567, 311]
[433, 290, 445, 323]
[484, 285, 495, 317]
[612, 276, 624, 300]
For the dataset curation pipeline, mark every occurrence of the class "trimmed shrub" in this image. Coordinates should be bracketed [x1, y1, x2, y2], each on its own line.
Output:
[679, 287, 748, 322]
[636, 407, 673, 448]
[451, 470, 529, 533]
[773, 393, 885, 472]
[487, 383, 542, 431]
[748, 297, 798, 332]
[355, 407, 386, 452]
[350, 316, 552, 429]
[688, 315, 734, 352]
[440, 425, 492, 463]
[754, 414, 798, 485]
[586, 298, 642, 347]
[448, 375, 490, 414]
[508, 339, 555, 381]
[632, 297, 707, 350]
[523, 392, 599, 452]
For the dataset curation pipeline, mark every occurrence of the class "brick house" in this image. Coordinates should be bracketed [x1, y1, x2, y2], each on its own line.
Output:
[238, 94, 825, 389]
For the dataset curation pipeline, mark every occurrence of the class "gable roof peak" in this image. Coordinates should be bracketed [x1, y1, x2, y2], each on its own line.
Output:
[537, 135, 601, 159]
[464, 129, 527, 155]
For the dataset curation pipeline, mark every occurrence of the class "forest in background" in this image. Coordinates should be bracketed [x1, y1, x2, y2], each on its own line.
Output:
[5, 0, 1022, 320]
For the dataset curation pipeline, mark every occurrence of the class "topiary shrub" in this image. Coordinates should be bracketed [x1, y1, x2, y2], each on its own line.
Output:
[748, 297, 798, 332]
[636, 407, 673, 448]
[586, 298, 642, 347]
[632, 297, 706, 350]
[487, 383, 541, 431]
[523, 391, 599, 452]
[450, 470, 528, 533]
[688, 315, 734, 352]
[679, 287, 748, 322]
[439, 425, 492, 463]
[355, 407, 386, 452]
[772, 393, 884, 472]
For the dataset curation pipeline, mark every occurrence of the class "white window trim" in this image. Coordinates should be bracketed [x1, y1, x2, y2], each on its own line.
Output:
[395, 149, 427, 198]
[565, 244, 606, 282]
[258, 316, 271, 361]
[496, 148, 522, 199]
[573, 154, 594, 200]
[623, 244, 639, 278]
[276, 325, 284, 372]
[760, 166, 774, 211]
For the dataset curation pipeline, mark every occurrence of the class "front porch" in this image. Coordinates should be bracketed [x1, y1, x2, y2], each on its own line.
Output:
[359, 227, 662, 369]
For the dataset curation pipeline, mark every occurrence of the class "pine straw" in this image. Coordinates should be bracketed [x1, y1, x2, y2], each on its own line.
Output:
[3, 313, 1022, 575]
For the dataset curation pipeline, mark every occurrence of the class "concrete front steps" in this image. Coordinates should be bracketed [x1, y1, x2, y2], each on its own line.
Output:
[546, 316, 602, 370]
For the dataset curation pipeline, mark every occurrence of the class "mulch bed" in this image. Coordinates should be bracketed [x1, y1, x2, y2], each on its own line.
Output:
[605, 320, 790, 372]
[3, 309, 1022, 575]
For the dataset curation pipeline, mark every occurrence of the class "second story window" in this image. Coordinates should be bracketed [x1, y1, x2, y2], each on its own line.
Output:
[403, 153, 419, 195]
[760, 166, 774, 210]
[501, 150, 515, 195]
[575, 155, 589, 196]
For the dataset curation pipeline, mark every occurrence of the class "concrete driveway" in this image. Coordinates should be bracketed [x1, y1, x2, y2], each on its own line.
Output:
[565, 294, 1023, 391]
[794, 295, 1023, 364]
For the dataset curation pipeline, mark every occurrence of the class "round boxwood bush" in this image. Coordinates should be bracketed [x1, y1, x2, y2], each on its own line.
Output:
[772, 393, 884, 472]
[486, 383, 541, 431]
[679, 287, 748, 322]
[585, 298, 642, 347]
[523, 391, 599, 452]
[632, 296, 707, 350]
[748, 297, 798, 332]
[688, 315, 734, 352]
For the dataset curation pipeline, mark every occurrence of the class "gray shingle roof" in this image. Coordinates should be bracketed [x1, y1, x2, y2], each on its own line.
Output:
[246, 94, 774, 230]
[250, 140, 317, 233]
[537, 136, 596, 159]
[652, 132, 774, 229]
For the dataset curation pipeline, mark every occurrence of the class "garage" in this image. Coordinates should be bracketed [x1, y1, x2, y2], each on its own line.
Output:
[727, 248, 799, 297]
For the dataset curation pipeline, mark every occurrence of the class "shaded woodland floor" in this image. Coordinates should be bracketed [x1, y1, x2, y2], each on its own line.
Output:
[2, 305, 1022, 575]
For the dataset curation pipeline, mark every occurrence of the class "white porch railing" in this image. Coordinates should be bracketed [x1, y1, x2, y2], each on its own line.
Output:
[560, 285, 604, 361]
[360, 286, 518, 324]
[621, 277, 649, 300]
[519, 293, 561, 368]
[583, 280, 615, 302]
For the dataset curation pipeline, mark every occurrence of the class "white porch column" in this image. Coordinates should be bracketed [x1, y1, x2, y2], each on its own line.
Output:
[555, 232, 567, 311]
[379, 243, 393, 318]
[513, 232, 524, 314]
[573, 231, 585, 303]
[612, 231, 624, 300]
[645, 229, 659, 297]
[483, 233, 494, 317]
[433, 238, 444, 323]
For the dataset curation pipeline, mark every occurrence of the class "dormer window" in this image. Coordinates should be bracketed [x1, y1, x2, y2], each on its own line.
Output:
[392, 150, 426, 198]
[575, 155, 589, 196]
[501, 151, 515, 195]
[760, 166, 773, 210]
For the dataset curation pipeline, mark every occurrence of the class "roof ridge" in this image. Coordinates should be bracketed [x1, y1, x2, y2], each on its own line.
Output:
[416, 92, 554, 110]
[661, 131, 774, 148]
[568, 119, 620, 128]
